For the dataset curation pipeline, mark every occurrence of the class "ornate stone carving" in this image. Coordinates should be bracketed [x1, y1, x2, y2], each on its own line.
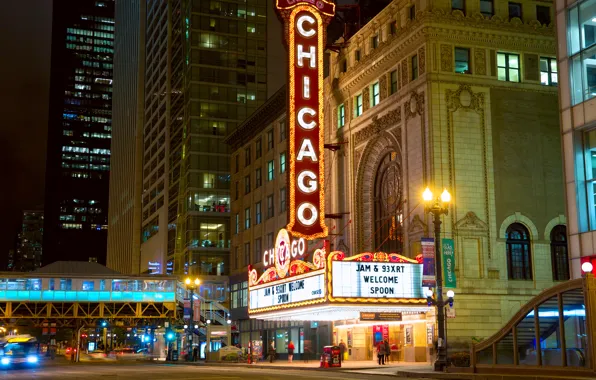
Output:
[445, 84, 484, 112]
[404, 91, 425, 120]
[440, 44, 453, 72]
[401, 59, 408, 87]
[455, 211, 489, 231]
[474, 48, 486, 75]
[418, 45, 426, 75]
[362, 85, 370, 112]
[332, 107, 338, 130]
[353, 108, 402, 146]
[354, 148, 363, 170]
[379, 74, 388, 101]
[345, 98, 352, 124]
[408, 214, 427, 234]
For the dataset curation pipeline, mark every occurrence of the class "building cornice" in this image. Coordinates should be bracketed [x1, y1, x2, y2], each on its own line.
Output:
[331, 9, 555, 95]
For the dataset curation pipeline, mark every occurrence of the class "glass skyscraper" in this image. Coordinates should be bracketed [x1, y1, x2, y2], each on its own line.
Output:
[44, 0, 114, 265]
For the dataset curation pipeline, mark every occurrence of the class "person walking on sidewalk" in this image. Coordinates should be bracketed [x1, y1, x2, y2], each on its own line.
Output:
[384, 340, 390, 364]
[287, 341, 295, 363]
[338, 340, 347, 364]
[268, 341, 276, 363]
[377, 341, 386, 365]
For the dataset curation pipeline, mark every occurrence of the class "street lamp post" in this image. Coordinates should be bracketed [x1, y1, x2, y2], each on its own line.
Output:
[184, 277, 200, 361]
[422, 187, 451, 372]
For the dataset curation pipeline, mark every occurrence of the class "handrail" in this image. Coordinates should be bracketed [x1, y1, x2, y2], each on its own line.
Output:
[473, 278, 583, 353]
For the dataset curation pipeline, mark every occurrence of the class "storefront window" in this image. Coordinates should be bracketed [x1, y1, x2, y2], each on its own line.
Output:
[276, 329, 288, 353]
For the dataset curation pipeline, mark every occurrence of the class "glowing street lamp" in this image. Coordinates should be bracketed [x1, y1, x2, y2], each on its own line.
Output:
[184, 277, 201, 362]
[582, 262, 593, 274]
[422, 187, 452, 372]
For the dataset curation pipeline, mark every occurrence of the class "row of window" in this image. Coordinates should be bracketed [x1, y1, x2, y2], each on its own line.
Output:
[451, 0, 551, 25]
[234, 189, 287, 234]
[568, 0, 596, 105]
[235, 120, 286, 172]
[337, 50, 556, 127]
[235, 154, 286, 199]
[506, 223, 569, 281]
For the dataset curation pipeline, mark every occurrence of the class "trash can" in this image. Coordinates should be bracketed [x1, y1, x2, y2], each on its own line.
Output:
[320, 346, 341, 368]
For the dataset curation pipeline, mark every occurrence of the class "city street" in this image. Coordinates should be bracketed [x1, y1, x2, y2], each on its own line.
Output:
[0, 362, 425, 379]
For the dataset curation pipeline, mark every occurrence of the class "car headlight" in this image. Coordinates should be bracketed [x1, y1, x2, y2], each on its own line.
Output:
[1, 358, 9, 365]
[27, 356, 38, 363]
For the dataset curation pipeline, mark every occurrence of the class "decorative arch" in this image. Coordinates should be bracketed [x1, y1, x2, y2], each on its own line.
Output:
[498, 212, 539, 240]
[356, 129, 402, 252]
[543, 214, 567, 240]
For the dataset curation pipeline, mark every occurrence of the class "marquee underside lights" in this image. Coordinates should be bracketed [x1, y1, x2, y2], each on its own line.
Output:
[276, 0, 334, 240]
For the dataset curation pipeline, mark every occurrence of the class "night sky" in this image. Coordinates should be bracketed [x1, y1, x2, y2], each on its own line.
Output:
[0, 1, 52, 269]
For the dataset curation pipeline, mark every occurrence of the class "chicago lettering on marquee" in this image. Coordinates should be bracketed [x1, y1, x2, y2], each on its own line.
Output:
[276, 0, 334, 240]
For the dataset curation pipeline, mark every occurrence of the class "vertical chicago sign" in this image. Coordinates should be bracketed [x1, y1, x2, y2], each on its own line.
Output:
[276, 0, 335, 240]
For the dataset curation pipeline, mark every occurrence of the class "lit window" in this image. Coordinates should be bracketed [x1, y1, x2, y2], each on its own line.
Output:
[267, 160, 274, 181]
[355, 94, 363, 117]
[255, 202, 262, 224]
[371, 82, 380, 106]
[538, 57, 557, 86]
[497, 52, 520, 82]
[280, 153, 286, 173]
[338, 104, 345, 128]
[455, 47, 470, 74]
[244, 207, 251, 229]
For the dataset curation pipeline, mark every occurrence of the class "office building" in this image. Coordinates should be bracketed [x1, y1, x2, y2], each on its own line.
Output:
[43, 0, 114, 265]
[10, 210, 44, 272]
[106, 0, 145, 274]
[137, 0, 279, 278]
[555, 0, 596, 278]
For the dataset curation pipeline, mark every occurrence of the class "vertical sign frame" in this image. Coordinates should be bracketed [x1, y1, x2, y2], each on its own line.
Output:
[276, 0, 335, 240]
[441, 238, 456, 288]
[421, 238, 436, 287]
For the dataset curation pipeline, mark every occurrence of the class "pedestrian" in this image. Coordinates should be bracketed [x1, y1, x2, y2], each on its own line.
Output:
[377, 341, 386, 365]
[192, 346, 198, 361]
[287, 340, 295, 363]
[268, 341, 276, 363]
[384, 339, 390, 364]
[338, 339, 347, 364]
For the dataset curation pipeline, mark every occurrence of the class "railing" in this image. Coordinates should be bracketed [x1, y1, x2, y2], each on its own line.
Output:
[470, 277, 592, 376]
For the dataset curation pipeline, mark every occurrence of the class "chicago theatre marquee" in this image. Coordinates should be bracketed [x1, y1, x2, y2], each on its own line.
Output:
[244, 0, 433, 363]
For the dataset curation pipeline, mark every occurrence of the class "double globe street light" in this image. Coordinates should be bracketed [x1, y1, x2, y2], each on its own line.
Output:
[422, 187, 452, 372]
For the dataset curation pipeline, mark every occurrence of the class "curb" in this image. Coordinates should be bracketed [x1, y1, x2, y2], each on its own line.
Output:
[396, 370, 594, 380]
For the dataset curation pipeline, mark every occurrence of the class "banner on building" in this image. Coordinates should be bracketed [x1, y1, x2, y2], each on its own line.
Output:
[421, 238, 436, 287]
[442, 238, 456, 288]
[183, 298, 190, 320]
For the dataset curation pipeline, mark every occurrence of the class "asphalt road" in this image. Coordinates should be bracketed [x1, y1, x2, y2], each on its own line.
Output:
[0, 362, 422, 379]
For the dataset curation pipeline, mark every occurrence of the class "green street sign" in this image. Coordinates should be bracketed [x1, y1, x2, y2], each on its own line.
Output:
[442, 238, 456, 288]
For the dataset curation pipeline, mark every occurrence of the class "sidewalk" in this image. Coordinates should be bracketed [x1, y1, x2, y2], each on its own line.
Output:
[173, 359, 430, 373]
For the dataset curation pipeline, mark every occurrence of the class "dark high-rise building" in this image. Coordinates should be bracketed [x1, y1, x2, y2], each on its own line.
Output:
[10, 211, 44, 272]
[43, 0, 114, 265]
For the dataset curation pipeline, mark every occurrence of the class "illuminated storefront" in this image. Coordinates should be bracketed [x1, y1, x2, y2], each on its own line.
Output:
[247, 228, 434, 361]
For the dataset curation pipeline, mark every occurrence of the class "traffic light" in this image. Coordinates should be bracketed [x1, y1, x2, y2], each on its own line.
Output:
[165, 328, 175, 341]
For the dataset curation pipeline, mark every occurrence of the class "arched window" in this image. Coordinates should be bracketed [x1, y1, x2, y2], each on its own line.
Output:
[373, 151, 403, 252]
[506, 223, 532, 280]
[551, 225, 569, 281]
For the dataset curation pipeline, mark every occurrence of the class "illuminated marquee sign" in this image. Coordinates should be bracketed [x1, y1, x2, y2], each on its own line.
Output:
[249, 272, 325, 310]
[327, 251, 425, 304]
[276, 0, 334, 240]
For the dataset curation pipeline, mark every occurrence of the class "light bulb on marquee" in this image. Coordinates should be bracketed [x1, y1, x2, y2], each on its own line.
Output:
[277, 0, 335, 240]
